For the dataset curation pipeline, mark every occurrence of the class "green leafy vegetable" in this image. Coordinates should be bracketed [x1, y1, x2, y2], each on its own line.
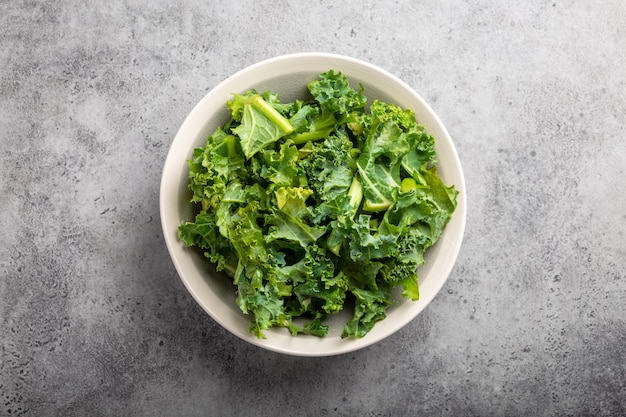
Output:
[229, 92, 294, 158]
[179, 70, 458, 339]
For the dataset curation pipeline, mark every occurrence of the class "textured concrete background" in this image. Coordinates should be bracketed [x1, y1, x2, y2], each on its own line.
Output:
[1, 1, 625, 416]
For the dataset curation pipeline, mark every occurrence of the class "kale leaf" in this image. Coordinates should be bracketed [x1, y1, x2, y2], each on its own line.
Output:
[178, 71, 457, 339]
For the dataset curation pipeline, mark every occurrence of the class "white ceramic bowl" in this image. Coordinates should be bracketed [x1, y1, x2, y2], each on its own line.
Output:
[160, 53, 466, 356]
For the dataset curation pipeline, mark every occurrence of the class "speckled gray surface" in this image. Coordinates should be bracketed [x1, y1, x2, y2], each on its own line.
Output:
[1, 1, 625, 416]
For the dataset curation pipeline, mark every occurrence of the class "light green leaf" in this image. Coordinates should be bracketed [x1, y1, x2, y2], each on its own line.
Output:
[231, 94, 294, 159]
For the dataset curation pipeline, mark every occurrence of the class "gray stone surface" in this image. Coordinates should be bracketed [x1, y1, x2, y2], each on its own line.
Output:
[1, 1, 625, 415]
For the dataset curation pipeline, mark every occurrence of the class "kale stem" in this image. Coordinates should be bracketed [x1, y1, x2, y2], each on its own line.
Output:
[249, 94, 294, 135]
[348, 176, 363, 211]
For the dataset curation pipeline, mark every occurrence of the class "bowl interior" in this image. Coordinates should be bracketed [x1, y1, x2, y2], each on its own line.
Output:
[160, 53, 466, 356]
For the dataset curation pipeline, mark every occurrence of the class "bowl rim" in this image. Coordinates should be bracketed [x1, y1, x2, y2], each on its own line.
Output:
[160, 52, 467, 356]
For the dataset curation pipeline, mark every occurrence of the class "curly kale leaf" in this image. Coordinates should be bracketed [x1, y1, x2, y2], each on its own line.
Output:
[265, 187, 326, 248]
[229, 92, 294, 159]
[341, 284, 393, 338]
[300, 129, 355, 205]
[308, 70, 366, 117]
[178, 71, 458, 339]
[287, 104, 337, 144]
